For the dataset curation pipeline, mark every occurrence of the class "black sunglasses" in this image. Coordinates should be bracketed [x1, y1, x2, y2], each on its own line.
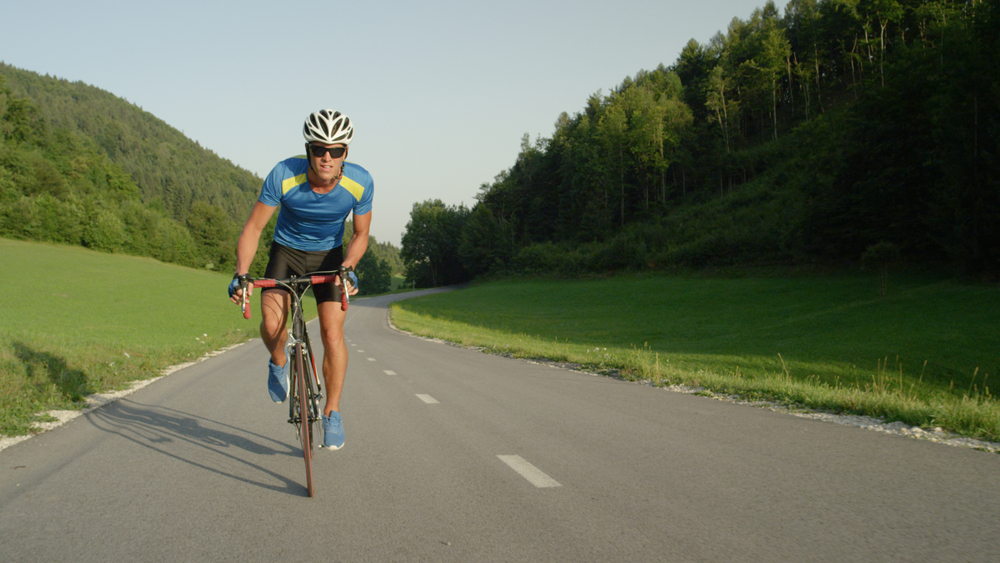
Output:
[306, 144, 347, 159]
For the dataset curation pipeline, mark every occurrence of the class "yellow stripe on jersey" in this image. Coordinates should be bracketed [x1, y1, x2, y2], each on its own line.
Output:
[282, 173, 308, 195]
[340, 176, 365, 201]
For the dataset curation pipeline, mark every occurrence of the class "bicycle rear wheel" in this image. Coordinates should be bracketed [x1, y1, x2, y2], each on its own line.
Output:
[294, 342, 315, 497]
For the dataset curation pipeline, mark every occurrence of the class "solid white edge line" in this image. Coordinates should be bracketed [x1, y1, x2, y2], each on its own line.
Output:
[497, 455, 562, 488]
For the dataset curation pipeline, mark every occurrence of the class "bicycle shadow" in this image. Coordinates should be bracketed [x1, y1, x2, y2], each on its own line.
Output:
[86, 398, 310, 497]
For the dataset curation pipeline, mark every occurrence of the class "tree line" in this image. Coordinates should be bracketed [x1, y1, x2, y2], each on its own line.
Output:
[1, 63, 402, 289]
[400, 0, 999, 287]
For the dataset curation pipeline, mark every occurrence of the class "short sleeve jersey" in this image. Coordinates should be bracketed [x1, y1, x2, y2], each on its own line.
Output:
[258, 156, 374, 251]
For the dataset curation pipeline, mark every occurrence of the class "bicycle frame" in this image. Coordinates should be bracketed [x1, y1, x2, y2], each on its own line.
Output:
[285, 285, 319, 431]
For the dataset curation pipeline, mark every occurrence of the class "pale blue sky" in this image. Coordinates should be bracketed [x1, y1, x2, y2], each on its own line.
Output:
[2, 0, 787, 247]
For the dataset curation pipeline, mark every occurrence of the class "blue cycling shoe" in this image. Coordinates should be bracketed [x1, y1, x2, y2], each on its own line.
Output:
[321, 411, 345, 450]
[267, 359, 288, 403]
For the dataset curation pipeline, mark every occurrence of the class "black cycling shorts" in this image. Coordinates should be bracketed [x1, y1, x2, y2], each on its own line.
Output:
[263, 242, 344, 304]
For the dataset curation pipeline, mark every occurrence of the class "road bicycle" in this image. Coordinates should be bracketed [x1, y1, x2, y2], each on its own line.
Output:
[237, 268, 350, 497]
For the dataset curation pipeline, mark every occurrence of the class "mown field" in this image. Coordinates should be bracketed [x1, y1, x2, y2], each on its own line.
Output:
[390, 273, 1000, 444]
[0, 238, 263, 435]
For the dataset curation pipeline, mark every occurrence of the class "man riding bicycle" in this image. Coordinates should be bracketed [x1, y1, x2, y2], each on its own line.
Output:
[228, 109, 374, 450]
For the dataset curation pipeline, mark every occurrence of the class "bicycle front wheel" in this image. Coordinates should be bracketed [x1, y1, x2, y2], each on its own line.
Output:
[302, 339, 321, 449]
[294, 342, 315, 497]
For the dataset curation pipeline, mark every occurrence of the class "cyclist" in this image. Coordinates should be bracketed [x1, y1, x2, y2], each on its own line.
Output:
[228, 109, 373, 451]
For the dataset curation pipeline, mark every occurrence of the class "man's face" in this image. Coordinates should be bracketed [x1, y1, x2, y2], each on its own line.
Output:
[306, 143, 348, 183]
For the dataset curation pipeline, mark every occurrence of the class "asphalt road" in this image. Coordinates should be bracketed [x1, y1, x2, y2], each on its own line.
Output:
[2, 289, 998, 562]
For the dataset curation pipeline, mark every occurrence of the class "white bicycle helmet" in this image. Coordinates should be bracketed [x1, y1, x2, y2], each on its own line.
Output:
[303, 109, 354, 145]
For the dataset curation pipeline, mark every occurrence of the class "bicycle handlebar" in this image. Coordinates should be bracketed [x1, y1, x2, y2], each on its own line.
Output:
[239, 270, 351, 320]
[251, 274, 340, 289]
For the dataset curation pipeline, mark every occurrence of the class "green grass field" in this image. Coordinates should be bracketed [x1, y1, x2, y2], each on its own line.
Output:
[0, 238, 263, 435]
[391, 274, 1000, 443]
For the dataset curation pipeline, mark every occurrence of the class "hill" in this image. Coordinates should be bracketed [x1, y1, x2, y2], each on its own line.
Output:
[0, 62, 259, 223]
[0, 63, 402, 276]
[0, 63, 261, 271]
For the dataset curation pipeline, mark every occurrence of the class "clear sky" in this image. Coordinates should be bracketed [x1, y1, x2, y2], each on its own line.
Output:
[2, 0, 787, 247]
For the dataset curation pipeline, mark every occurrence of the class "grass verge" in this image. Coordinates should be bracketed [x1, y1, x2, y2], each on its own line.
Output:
[0, 239, 260, 436]
[390, 274, 999, 443]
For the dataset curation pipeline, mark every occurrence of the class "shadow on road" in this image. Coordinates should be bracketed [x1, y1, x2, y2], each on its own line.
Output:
[86, 399, 311, 496]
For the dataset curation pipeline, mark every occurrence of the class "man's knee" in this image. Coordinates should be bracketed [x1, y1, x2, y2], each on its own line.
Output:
[320, 323, 345, 346]
[259, 295, 288, 337]
[260, 318, 285, 339]
[317, 303, 346, 342]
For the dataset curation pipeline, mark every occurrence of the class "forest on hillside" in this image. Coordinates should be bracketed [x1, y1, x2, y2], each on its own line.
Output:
[0, 73, 221, 269]
[0, 63, 260, 225]
[0, 63, 401, 287]
[400, 0, 999, 287]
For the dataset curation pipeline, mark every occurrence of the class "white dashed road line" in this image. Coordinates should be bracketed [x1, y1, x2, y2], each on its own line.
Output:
[343, 346, 559, 489]
[497, 455, 562, 488]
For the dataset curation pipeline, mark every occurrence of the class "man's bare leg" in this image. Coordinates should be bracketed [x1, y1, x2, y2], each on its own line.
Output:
[316, 300, 348, 416]
[259, 289, 290, 366]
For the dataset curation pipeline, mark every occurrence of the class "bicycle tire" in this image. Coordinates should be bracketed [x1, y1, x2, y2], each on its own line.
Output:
[294, 343, 315, 497]
[304, 332, 322, 409]
[302, 339, 321, 448]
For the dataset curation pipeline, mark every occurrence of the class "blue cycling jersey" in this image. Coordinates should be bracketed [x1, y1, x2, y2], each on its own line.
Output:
[258, 156, 374, 251]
